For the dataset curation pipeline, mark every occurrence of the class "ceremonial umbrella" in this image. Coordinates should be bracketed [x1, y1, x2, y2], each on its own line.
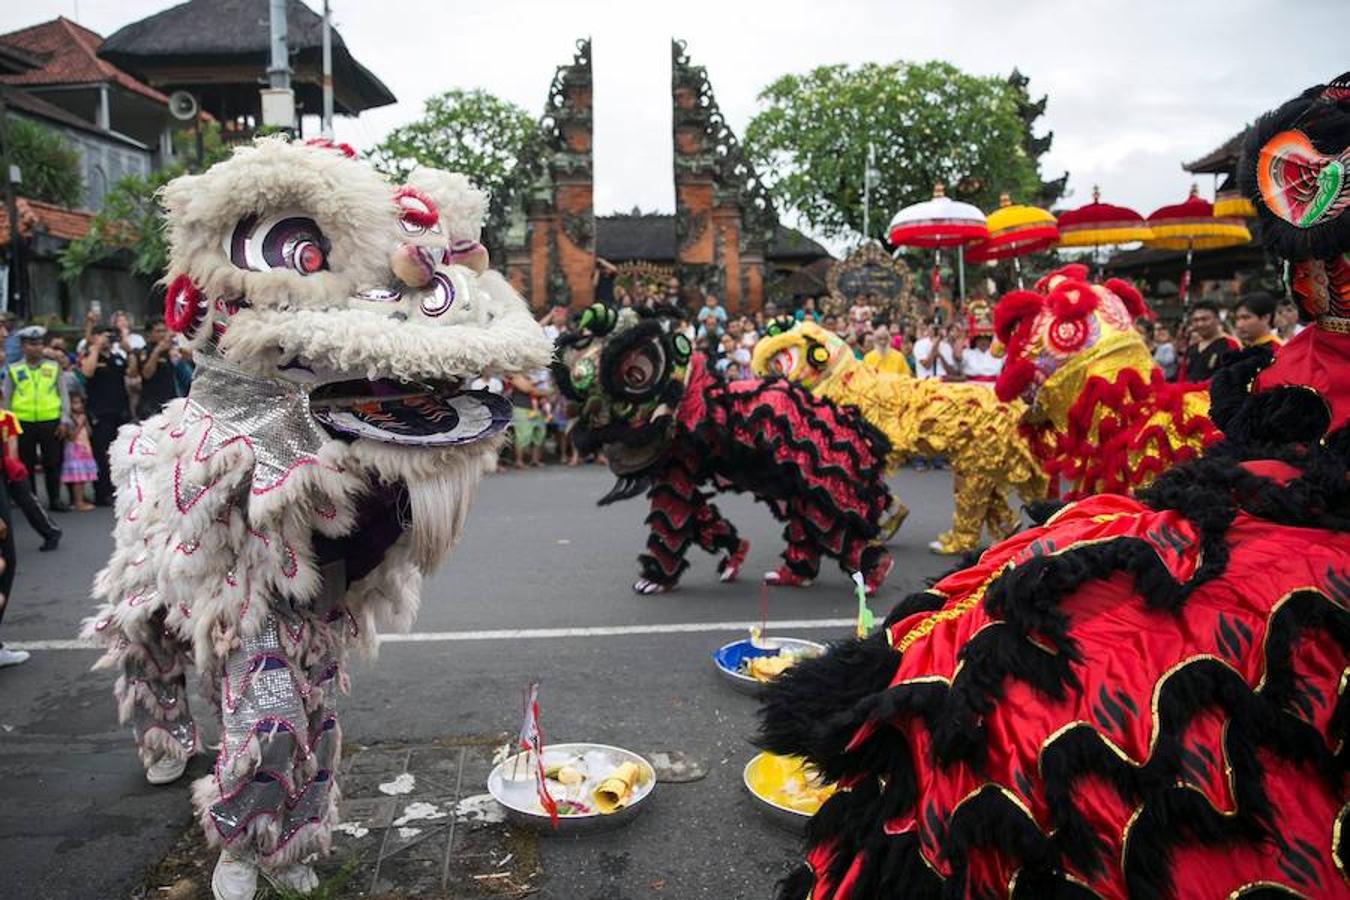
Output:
[887, 183, 988, 304]
[1146, 184, 1252, 299]
[966, 192, 1058, 287]
[1056, 186, 1153, 257]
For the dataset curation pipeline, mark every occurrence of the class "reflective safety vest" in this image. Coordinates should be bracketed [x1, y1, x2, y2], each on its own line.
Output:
[8, 360, 62, 422]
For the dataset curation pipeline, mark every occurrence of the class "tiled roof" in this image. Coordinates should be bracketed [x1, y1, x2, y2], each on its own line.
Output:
[1183, 129, 1248, 175]
[0, 196, 95, 244]
[0, 17, 168, 106]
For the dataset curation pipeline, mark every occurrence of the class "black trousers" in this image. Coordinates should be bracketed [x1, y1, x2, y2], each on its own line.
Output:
[17, 419, 64, 508]
[90, 413, 125, 506]
[0, 486, 16, 625]
[6, 478, 58, 540]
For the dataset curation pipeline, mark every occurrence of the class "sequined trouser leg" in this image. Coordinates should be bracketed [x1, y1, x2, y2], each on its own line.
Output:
[983, 480, 1020, 543]
[114, 608, 198, 769]
[639, 460, 740, 587]
[193, 612, 342, 870]
[936, 471, 1017, 553]
[780, 495, 879, 580]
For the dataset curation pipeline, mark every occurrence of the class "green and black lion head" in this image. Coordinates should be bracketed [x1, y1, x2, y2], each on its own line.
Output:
[554, 304, 693, 503]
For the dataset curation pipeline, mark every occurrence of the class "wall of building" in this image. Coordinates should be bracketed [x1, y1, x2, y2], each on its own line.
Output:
[15, 114, 154, 212]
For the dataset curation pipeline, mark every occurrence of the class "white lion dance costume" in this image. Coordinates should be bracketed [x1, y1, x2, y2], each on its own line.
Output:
[81, 139, 551, 898]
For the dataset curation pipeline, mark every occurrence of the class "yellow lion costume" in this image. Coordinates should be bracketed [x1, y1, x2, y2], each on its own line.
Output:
[752, 322, 1046, 553]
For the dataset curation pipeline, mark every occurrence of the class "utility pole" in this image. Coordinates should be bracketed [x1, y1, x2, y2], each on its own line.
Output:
[321, 0, 334, 138]
[261, 0, 296, 132]
[0, 90, 24, 317]
[862, 141, 878, 245]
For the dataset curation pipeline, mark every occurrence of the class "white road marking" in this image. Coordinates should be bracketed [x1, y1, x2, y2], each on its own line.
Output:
[7, 618, 856, 652]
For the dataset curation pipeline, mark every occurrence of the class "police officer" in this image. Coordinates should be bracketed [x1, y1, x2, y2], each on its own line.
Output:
[3, 327, 71, 526]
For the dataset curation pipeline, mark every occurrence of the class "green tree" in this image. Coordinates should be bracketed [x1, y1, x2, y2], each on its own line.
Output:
[744, 61, 1044, 242]
[368, 88, 537, 197]
[59, 122, 229, 282]
[6, 115, 84, 208]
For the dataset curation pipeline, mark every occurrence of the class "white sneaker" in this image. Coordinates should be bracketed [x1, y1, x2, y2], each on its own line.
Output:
[146, 754, 188, 785]
[262, 863, 319, 894]
[211, 850, 258, 900]
[0, 647, 30, 668]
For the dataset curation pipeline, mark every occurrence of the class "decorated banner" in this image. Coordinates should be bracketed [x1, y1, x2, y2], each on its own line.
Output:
[518, 681, 559, 826]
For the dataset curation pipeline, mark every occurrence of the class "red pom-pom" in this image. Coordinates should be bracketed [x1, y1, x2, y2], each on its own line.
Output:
[993, 290, 1046, 343]
[1035, 263, 1089, 293]
[1104, 278, 1150, 319]
[1048, 279, 1100, 319]
[995, 357, 1037, 403]
[164, 274, 205, 336]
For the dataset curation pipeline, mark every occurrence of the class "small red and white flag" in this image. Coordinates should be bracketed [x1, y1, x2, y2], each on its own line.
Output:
[518, 681, 558, 826]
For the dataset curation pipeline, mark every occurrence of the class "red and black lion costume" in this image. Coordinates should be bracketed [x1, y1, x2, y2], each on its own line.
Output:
[758, 75, 1350, 900]
[555, 304, 894, 595]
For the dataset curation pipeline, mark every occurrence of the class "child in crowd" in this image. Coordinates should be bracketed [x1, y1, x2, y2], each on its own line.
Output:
[61, 394, 97, 511]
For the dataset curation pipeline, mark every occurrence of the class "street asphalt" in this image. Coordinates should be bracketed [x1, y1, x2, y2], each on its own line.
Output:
[0, 463, 978, 900]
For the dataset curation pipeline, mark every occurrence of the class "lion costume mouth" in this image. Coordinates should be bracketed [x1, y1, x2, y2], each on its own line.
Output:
[307, 377, 512, 446]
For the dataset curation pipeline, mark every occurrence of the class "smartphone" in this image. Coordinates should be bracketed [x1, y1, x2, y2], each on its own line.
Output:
[89, 300, 102, 319]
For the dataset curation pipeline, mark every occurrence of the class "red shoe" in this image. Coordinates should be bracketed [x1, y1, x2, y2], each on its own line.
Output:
[863, 552, 894, 595]
[718, 539, 751, 583]
[763, 567, 813, 588]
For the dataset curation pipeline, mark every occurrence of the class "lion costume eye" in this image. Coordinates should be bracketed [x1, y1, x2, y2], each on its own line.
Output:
[571, 357, 596, 392]
[228, 213, 330, 275]
[807, 342, 830, 368]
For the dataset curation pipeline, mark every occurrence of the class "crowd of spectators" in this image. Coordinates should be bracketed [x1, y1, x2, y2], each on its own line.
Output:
[0, 305, 197, 668]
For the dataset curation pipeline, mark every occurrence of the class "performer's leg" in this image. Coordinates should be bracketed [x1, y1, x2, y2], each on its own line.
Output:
[198, 613, 337, 896]
[636, 461, 741, 593]
[6, 477, 60, 545]
[764, 516, 822, 587]
[931, 469, 983, 555]
[984, 479, 1020, 543]
[109, 609, 197, 779]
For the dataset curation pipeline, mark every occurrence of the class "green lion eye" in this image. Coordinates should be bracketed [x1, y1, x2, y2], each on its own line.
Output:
[572, 358, 596, 391]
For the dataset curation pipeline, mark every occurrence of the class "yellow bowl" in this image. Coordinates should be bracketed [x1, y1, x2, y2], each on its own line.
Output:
[743, 752, 836, 830]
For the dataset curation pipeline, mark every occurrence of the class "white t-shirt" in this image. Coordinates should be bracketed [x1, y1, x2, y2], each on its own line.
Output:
[914, 337, 956, 379]
[961, 347, 1003, 381]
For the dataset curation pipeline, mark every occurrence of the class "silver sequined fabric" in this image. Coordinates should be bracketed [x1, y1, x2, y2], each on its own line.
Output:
[180, 354, 329, 498]
[209, 611, 341, 859]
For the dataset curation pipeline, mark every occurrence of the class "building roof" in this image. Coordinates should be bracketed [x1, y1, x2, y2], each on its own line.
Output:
[0, 196, 94, 244]
[1, 83, 148, 148]
[1183, 129, 1248, 175]
[0, 17, 168, 106]
[99, 0, 396, 113]
[596, 213, 831, 263]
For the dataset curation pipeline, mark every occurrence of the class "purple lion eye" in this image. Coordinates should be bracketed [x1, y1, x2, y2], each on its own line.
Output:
[228, 213, 330, 275]
[421, 273, 455, 317]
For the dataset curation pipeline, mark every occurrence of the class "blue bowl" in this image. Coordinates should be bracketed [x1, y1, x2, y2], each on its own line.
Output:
[712, 637, 826, 695]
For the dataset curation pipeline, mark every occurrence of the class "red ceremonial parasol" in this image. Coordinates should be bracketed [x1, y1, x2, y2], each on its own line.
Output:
[888, 183, 988, 305]
[966, 192, 1058, 287]
[1146, 184, 1252, 300]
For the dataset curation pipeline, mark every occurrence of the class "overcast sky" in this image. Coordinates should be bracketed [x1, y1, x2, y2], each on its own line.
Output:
[4, 0, 1348, 246]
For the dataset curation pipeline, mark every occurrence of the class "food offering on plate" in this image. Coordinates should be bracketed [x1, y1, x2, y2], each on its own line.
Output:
[743, 751, 836, 830]
[712, 627, 826, 694]
[489, 742, 656, 831]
